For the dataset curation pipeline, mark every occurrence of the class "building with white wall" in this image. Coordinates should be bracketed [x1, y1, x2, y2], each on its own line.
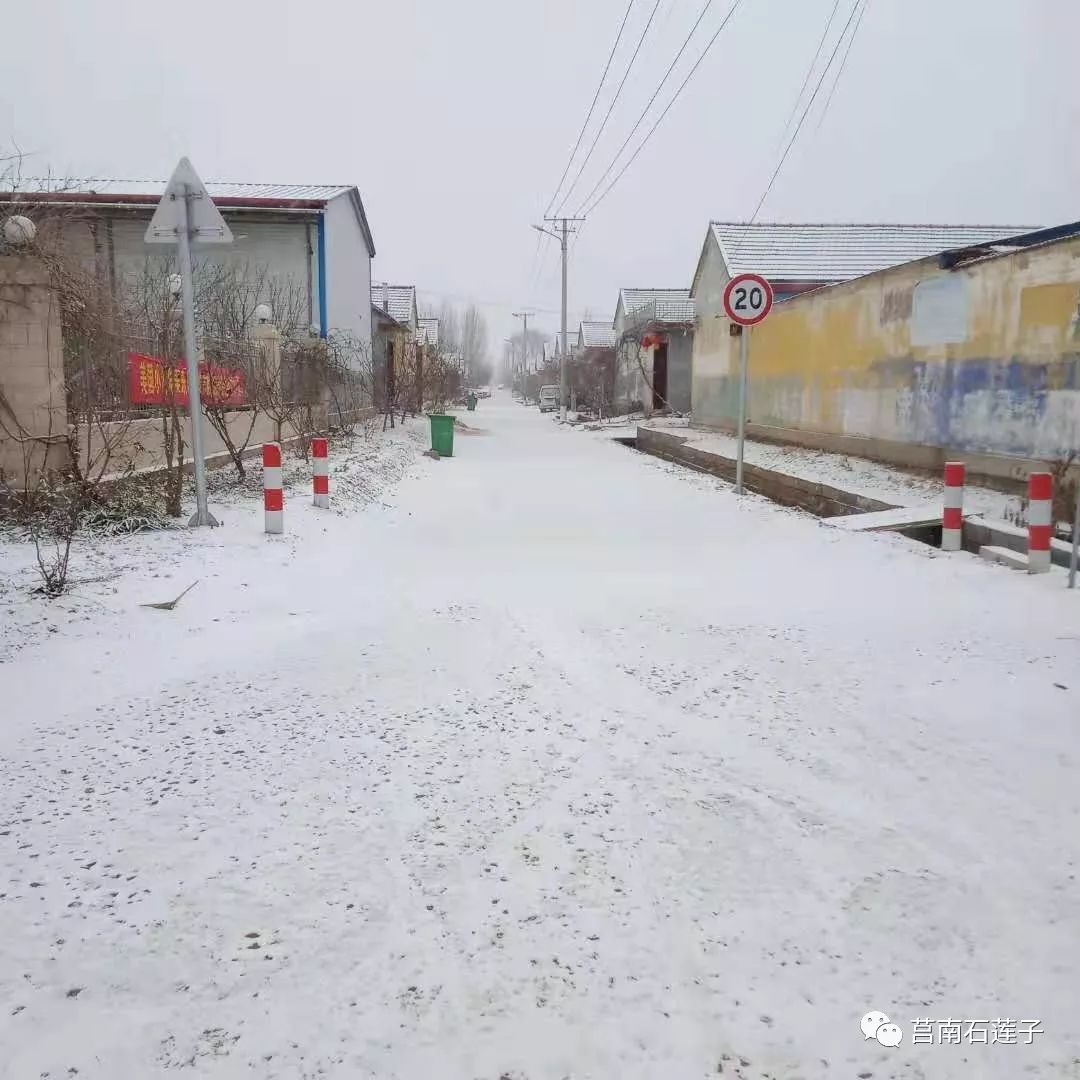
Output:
[613, 288, 695, 415]
[5, 179, 376, 359]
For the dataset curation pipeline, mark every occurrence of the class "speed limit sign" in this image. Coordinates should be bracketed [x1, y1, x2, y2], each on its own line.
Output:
[723, 273, 774, 326]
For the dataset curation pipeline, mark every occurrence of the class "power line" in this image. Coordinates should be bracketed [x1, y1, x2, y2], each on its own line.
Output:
[543, 0, 637, 218]
[576, 0, 717, 214]
[775, 0, 842, 149]
[581, 0, 745, 217]
[814, 0, 872, 134]
[555, 0, 665, 215]
[735, 0, 864, 247]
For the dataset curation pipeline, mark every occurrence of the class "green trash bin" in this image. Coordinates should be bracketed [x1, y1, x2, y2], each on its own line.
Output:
[429, 413, 455, 458]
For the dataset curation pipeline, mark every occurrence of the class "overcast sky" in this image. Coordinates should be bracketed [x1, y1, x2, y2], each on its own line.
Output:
[4, 0, 1078, 351]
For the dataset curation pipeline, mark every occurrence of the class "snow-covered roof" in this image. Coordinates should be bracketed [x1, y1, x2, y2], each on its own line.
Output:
[416, 317, 440, 346]
[370, 284, 417, 326]
[21, 178, 354, 201]
[579, 321, 616, 348]
[706, 222, 1039, 285]
[620, 288, 695, 323]
[7, 178, 377, 256]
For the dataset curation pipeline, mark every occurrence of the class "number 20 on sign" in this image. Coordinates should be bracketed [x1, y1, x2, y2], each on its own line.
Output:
[723, 272, 774, 326]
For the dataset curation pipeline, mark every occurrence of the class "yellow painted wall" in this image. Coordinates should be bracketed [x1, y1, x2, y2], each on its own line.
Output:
[692, 235, 1080, 459]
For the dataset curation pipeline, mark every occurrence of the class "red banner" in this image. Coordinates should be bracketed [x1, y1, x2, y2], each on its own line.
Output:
[127, 353, 246, 407]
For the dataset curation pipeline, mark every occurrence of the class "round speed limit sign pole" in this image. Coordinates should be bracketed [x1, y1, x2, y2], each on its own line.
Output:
[723, 273, 774, 494]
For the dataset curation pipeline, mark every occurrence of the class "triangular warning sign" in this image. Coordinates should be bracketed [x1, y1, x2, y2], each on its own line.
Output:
[145, 157, 233, 245]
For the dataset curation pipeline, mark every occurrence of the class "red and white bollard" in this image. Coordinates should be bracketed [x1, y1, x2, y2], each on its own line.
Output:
[942, 461, 965, 551]
[312, 437, 329, 509]
[263, 442, 283, 534]
[1028, 472, 1052, 573]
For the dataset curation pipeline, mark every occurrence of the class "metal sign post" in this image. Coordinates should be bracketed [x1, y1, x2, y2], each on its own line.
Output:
[145, 158, 233, 527]
[723, 273, 774, 496]
[735, 326, 750, 495]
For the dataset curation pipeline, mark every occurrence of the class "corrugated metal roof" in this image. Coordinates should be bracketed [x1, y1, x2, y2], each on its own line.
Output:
[22, 178, 354, 201]
[370, 283, 416, 325]
[416, 317, 440, 346]
[620, 288, 695, 323]
[579, 321, 615, 347]
[709, 222, 1040, 283]
[11, 177, 377, 257]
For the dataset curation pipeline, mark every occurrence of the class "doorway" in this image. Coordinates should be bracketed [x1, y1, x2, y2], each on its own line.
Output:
[652, 343, 668, 411]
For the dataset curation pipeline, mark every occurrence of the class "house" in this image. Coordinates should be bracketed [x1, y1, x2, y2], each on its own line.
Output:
[690, 222, 1037, 424]
[613, 288, 695, 415]
[690, 221, 1080, 480]
[574, 320, 616, 415]
[370, 283, 419, 336]
[2, 179, 377, 352]
[416, 317, 440, 348]
[370, 285, 421, 412]
[577, 320, 615, 351]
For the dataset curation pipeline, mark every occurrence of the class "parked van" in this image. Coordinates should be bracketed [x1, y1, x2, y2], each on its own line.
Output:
[538, 385, 559, 413]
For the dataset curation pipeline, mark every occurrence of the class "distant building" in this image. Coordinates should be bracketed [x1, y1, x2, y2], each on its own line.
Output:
[370, 285, 420, 412]
[416, 317, 440, 348]
[3, 179, 377, 354]
[613, 288, 695, 415]
[577, 321, 615, 351]
[575, 321, 617, 415]
[370, 283, 419, 337]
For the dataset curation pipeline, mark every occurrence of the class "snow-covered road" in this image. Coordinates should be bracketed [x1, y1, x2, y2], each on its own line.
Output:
[2, 397, 1079, 1079]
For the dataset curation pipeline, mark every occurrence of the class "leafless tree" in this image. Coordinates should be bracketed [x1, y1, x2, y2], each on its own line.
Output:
[195, 268, 307, 479]
[438, 301, 461, 356]
[461, 303, 490, 385]
[323, 331, 376, 437]
[424, 348, 462, 414]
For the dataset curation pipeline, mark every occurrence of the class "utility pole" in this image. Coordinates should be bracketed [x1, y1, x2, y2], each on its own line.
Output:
[533, 217, 584, 421]
[512, 310, 531, 402]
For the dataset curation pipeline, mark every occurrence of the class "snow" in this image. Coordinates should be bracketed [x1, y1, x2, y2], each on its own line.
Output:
[2, 396, 1079, 1079]
[659, 426, 1024, 521]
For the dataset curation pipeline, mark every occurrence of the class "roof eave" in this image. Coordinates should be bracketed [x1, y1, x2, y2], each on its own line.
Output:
[345, 187, 376, 258]
[371, 303, 407, 331]
[689, 225, 719, 298]
[0, 189, 331, 213]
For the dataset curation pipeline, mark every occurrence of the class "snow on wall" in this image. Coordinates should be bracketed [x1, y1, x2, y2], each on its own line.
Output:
[692, 234, 1080, 461]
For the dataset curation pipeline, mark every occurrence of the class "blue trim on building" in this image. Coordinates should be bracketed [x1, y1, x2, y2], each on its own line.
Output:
[317, 213, 329, 339]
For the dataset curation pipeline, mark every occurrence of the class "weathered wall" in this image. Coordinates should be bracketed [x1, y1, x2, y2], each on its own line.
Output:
[612, 299, 647, 412]
[0, 256, 70, 487]
[692, 235, 1080, 468]
[613, 342, 648, 412]
[665, 331, 693, 413]
[87, 407, 326, 478]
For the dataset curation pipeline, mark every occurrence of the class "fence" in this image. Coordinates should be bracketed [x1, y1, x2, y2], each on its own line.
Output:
[63, 324, 373, 480]
[63, 328, 330, 423]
